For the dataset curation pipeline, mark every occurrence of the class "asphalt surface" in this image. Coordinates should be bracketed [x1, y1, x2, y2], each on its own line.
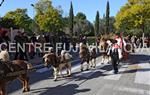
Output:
[6, 48, 150, 95]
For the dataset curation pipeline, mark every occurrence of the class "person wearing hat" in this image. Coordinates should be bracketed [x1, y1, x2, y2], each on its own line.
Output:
[109, 39, 122, 74]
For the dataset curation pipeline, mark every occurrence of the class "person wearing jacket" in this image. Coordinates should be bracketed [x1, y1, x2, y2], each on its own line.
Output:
[109, 39, 122, 74]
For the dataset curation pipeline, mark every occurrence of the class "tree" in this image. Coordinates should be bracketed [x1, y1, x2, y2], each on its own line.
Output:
[35, 0, 63, 32]
[115, 0, 150, 36]
[105, 1, 110, 34]
[69, 1, 74, 36]
[73, 12, 94, 36]
[95, 11, 100, 36]
[76, 12, 86, 20]
[0, 17, 17, 28]
[4, 8, 32, 32]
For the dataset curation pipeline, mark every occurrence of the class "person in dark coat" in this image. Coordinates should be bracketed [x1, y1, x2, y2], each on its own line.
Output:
[14, 31, 24, 60]
[21, 32, 29, 60]
[109, 39, 121, 74]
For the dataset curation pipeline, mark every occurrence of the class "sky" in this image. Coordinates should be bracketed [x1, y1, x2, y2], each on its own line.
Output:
[0, 0, 127, 22]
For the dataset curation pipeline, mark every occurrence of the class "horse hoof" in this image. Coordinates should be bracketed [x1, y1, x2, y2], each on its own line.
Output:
[81, 69, 83, 72]
[23, 90, 26, 93]
[67, 75, 71, 77]
[86, 69, 89, 71]
[23, 89, 27, 93]
[54, 79, 57, 81]
[27, 87, 30, 92]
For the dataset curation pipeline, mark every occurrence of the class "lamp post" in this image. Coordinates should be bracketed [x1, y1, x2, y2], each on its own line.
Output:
[31, 4, 41, 34]
[31, 4, 35, 34]
[0, 0, 4, 7]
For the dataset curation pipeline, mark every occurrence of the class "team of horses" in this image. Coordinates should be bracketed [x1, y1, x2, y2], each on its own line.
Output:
[0, 37, 133, 95]
[0, 43, 97, 95]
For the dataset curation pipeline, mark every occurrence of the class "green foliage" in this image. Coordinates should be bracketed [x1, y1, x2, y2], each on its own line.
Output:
[95, 11, 100, 36]
[105, 1, 110, 34]
[3, 8, 32, 32]
[74, 13, 94, 37]
[69, 1, 74, 36]
[115, 0, 150, 35]
[99, 16, 116, 35]
[76, 12, 86, 20]
[0, 17, 18, 28]
[35, 0, 63, 32]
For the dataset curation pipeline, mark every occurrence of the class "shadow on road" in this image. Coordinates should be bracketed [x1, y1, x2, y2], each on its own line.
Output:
[29, 83, 90, 95]
[7, 53, 149, 94]
[129, 54, 150, 64]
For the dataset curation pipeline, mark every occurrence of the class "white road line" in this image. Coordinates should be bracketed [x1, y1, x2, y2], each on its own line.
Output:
[116, 86, 150, 95]
[103, 65, 127, 80]
[97, 84, 150, 95]
[74, 69, 106, 78]
[134, 63, 150, 85]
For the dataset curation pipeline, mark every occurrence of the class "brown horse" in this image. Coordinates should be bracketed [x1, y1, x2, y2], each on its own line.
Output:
[99, 38, 111, 64]
[79, 43, 90, 71]
[0, 60, 32, 95]
[89, 47, 96, 68]
[43, 50, 72, 81]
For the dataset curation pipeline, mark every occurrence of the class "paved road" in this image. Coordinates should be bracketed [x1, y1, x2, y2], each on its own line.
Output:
[6, 48, 150, 95]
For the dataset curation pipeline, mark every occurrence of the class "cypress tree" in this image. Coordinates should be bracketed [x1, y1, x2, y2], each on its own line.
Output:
[105, 1, 110, 34]
[95, 11, 100, 36]
[69, 1, 74, 36]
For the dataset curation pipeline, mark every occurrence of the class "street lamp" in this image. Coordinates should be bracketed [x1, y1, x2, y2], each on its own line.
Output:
[31, 4, 41, 34]
[0, 0, 4, 6]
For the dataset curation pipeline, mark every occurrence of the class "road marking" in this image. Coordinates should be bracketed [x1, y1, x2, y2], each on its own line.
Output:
[74, 69, 106, 78]
[97, 84, 150, 95]
[134, 63, 150, 85]
[116, 86, 150, 95]
[103, 65, 127, 80]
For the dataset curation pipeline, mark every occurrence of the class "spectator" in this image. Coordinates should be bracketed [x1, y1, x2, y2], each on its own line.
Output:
[14, 31, 24, 60]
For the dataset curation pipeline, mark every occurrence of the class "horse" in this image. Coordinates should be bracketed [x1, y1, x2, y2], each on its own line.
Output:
[79, 43, 90, 71]
[89, 46, 96, 68]
[99, 38, 111, 64]
[0, 60, 32, 94]
[0, 50, 32, 95]
[43, 50, 72, 81]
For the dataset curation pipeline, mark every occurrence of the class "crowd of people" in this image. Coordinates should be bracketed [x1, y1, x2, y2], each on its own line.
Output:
[130, 35, 150, 48]
[0, 28, 71, 61]
[0, 27, 150, 74]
